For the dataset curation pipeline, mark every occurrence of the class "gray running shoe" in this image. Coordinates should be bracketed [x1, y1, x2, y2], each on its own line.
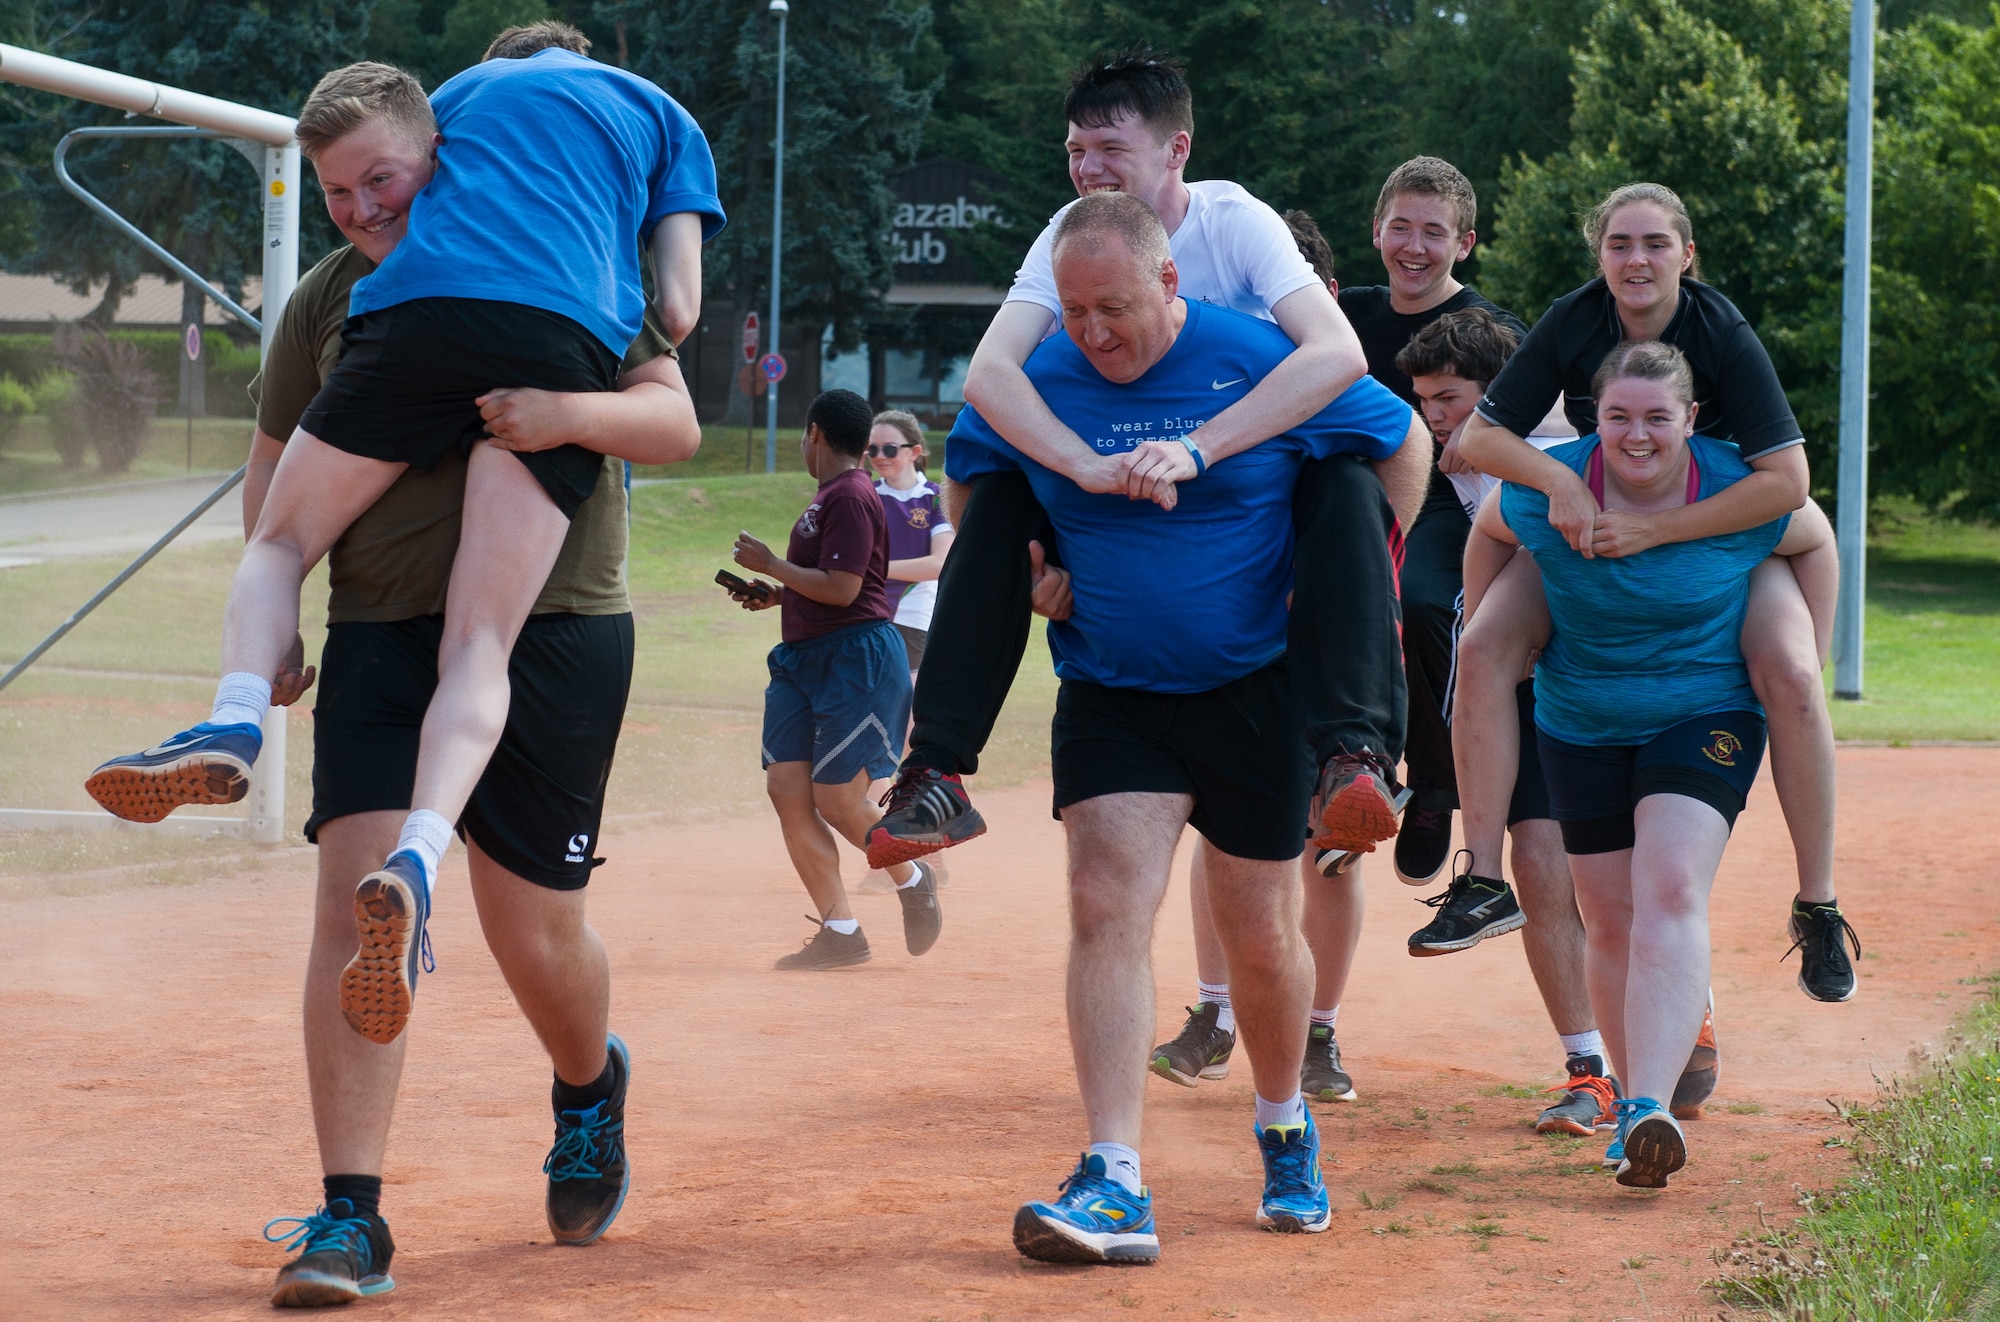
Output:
[1301, 1024, 1357, 1102]
[897, 860, 943, 956]
[1535, 1055, 1619, 1135]
[775, 916, 872, 970]
[1150, 1002, 1234, 1087]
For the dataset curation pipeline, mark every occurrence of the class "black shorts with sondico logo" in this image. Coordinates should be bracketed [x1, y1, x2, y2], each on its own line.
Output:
[306, 613, 635, 890]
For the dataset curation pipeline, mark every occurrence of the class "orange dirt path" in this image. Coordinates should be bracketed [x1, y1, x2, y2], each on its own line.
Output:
[3, 747, 1995, 1321]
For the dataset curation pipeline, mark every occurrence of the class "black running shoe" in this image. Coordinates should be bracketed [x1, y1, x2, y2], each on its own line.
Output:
[1150, 1002, 1234, 1087]
[1786, 900, 1860, 1003]
[266, 1198, 395, 1306]
[546, 1034, 631, 1246]
[774, 916, 872, 970]
[865, 767, 987, 868]
[1393, 798, 1454, 887]
[1301, 1024, 1357, 1102]
[1408, 854, 1525, 956]
[1535, 1056, 1619, 1135]
[897, 860, 943, 956]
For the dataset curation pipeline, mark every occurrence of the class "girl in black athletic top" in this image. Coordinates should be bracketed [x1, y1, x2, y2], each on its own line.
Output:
[1452, 182, 1855, 1006]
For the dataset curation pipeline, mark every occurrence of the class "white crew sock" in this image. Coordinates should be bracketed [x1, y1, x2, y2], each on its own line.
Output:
[1560, 1029, 1606, 1061]
[1088, 1141, 1143, 1195]
[1255, 1091, 1307, 1130]
[393, 809, 453, 895]
[1198, 980, 1235, 1034]
[210, 672, 272, 729]
[823, 917, 860, 936]
[1311, 1005, 1340, 1030]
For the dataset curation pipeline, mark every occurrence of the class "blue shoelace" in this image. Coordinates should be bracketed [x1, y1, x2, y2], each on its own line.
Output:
[1260, 1126, 1319, 1199]
[264, 1206, 374, 1264]
[545, 1100, 622, 1182]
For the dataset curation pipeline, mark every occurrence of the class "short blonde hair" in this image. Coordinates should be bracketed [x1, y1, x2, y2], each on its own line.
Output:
[295, 62, 434, 161]
[484, 20, 592, 61]
[1373, 157, 1478, 237]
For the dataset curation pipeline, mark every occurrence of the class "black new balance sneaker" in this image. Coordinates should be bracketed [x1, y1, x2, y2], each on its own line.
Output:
[1408, 853, 1525, 956]
[1393, 798, 1454, 887]
[265, 1199, 395, 1306]
[866, 767, 987, 868]
[546, 1034, 631, 1246]
[1301, 1024, 1357, 1102]
[1786, 900, 1860, 1003]
[1150, 1002, 1235, 1087]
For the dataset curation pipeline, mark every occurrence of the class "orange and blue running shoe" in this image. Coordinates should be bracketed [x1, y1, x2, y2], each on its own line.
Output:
[85, 721, 261, 823]
[1536, 1056, 1620, 1136]
[1670, 994, 1719, 1120]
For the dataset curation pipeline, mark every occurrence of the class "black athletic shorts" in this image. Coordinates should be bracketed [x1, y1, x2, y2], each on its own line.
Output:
[1051, 660, 1312, 862]
[1506, 679, 1553, 826]
[300, 297, 621, 519]
[1536, 709, 1768, 855]
[305, 612, 635, 889]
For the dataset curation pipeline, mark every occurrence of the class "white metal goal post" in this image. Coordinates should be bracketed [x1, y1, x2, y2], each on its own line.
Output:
[0, 44, 298, 842]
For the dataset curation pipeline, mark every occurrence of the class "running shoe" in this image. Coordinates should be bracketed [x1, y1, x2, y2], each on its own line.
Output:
[1312, 749, 1410, 854]
[546, 1034, 631, 1246]
[774, 916, 872, 970]
[1670, 995, 1719, 1120]
[265, 1198, 395, 1307]
[1012, 1152, 1159, 1265]
[1613, 1097, 1687, 1189]
[1535, 1055, 1620, 1136]
[1786, 901, 1861, 1003]
[1254, 1110, 1332, 1233]
[1407, 855, 1525, 956]
[1301, 1024, 1357, 1103]
[1150, 1002, 1234, 1087]
[339, 851, 433, 1045]
[1313, 846, 1360, 877]
[1393, 798, 1454, 887]
[865, 767, 986, 868]
[896, 860, 944, 956]
[84, 720, 261, 823]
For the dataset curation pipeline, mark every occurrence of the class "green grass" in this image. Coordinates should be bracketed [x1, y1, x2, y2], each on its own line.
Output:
[1712, 976, 2000, 1318]
[0, 416, 255, 495]
[1828, 499, 2000, 742]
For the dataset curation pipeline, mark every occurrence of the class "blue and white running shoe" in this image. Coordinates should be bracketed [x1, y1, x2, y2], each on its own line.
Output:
[339, 851, 433, 1044]
[1254, 1109, 1332, 1233]
[546, 1033, 632, 1246]
[1012, 1152, 1160, 1265]
[85, 721, 261, 822]
[1613, 1096, 1687, 1188]
[265, 1198, 394, 1307]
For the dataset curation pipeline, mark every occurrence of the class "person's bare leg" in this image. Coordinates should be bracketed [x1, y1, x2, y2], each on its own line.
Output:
[304, 812, 407, 1176]
[812, 768, 914, 886]
[767, 762, 856, 921]
[224, 431, 404, 684]
[1508, 819, 1594, 1036]
[1743, 557, 1838, 905]
[1188, 847, 1231, 987]
[1620, 796, 1730, 1103]
[1567, 848, 1636, 1088]
[1063, 792, 1189, 1148]
[1451, 556, 1550, 881]
[405, 445, 571, 824]
[1300, 854, 1364, 1014]
[1202, 842, 1312, 1102]
[466, 842, 610, 1087]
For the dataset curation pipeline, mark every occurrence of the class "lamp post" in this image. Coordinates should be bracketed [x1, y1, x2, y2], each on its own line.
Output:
[764, 0, 789, 474]
[1832, 0, 1874, 700]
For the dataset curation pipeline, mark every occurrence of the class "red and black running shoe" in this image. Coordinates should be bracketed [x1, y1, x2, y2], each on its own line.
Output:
[865, 767, 987, 869]
[1312, 749, 1409, 854]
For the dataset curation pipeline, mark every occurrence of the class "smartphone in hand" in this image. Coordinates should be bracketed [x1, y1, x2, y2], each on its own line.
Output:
[715, 569, 774, 601]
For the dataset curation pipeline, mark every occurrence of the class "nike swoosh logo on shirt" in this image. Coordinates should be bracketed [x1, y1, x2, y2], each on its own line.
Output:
[1211, 377, 1246, 390]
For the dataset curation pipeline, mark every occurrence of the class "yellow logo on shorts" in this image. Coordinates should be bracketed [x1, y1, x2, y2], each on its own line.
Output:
[1701, 730, 1744, 767]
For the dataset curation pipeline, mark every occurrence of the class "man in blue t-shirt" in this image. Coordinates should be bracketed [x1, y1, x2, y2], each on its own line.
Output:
[971, 192, 1416, 1267]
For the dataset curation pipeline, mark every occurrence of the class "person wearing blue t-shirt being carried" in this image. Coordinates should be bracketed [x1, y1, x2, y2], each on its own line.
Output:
[86, 43, 725, 1045]
[1473, 342, 1832, 1188]
[953, 192, 1419, 1265]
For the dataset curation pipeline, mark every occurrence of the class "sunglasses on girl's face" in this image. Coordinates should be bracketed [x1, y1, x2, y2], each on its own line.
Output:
[867, 443, 914, 458]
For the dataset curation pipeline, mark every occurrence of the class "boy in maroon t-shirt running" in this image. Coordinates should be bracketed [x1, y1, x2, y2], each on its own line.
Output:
[730, 390, 943, 969]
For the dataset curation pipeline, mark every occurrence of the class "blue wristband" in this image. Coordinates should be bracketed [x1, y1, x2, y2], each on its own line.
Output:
[1177, 434, 1207, 478]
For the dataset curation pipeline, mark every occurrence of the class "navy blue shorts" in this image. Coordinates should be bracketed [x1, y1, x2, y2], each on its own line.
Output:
[1536, 710, 1767, 855]
[762, 620, 912, 784]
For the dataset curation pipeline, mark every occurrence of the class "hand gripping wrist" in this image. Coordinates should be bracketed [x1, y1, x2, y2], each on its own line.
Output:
[1176, 434, 1207, 478]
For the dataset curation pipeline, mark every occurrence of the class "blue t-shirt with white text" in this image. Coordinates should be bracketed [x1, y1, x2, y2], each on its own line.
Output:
[349, 49, 726, 356]
[947, 299, 1412, 693]
[1501, 435, 1789, 745]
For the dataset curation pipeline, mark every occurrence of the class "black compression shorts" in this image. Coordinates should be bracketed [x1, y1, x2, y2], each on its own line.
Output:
[299, 297, 621, 519]
[1535, 709, 1768, 855]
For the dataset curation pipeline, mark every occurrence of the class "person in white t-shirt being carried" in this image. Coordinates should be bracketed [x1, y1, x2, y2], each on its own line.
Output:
[867, 410, 956, 682]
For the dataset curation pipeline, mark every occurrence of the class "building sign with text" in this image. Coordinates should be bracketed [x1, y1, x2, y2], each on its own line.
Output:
[890, 159, 1009, 288]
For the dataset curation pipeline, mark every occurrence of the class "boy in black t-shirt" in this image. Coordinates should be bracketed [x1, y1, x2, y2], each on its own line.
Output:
[1335, 158, 1526, 889]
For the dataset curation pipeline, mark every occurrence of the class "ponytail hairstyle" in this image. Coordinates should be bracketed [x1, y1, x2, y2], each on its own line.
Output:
[1590, 340, 1696, 411]
[1582, 182, 1702, 283]
[871, 409, 928, 470]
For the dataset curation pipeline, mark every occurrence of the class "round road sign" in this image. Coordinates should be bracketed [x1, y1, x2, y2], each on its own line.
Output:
[759, 353, 788, 383]
[183, 323, 202, 361]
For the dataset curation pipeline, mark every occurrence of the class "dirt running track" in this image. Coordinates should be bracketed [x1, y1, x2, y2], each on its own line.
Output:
[2, 747, 1996, 1321]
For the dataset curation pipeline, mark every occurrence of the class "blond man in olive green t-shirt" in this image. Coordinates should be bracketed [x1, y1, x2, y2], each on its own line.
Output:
[245, 53, 698, 1304]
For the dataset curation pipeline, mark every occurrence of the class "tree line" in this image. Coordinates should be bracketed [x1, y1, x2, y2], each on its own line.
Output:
[0, 0, 1992, 515]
